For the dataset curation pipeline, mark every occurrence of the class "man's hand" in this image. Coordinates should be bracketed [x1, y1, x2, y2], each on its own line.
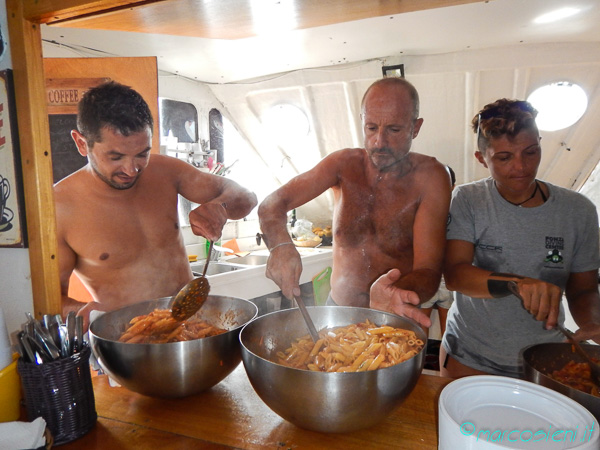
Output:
[76, 301, 109, 332]
[370, 269, 432, 328]
[265, 244, 302, 300]
[189, 202, 228, 242]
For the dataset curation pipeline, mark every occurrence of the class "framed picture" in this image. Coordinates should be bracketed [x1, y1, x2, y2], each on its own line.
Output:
[0, 69, 27, 247]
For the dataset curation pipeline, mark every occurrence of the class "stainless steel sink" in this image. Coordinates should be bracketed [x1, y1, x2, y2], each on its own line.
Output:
[190, 262, 242, 276]
[224, 254, 269, 266]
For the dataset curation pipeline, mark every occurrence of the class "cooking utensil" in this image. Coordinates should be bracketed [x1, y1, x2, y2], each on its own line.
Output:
[26, 312, 61, 361]
[171, 241, 213, 321]
[75, 315, 84, 352]
[59, 324, 69, 357]
[89, 295, 258, 398]
[557, 325, 600, 386]
[294, 295, 320, 342]
[66, 311, 76, 356]
[239, 306, 426, 433]
[32, 324, 61, 360]
[17, 330, 35, 363]
[48, 321, 61, 349]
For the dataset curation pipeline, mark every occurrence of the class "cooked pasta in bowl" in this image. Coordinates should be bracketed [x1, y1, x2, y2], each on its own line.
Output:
[239, 306, 426, 433]
[89, 295, 258, 398]
[523, 342, 600, 421]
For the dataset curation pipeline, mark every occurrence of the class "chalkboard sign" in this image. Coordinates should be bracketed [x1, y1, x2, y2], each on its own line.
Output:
[49, 114, 87, 183]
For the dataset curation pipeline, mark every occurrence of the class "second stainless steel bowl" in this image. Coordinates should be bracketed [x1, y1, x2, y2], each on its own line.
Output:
[240, 306, 426, 433]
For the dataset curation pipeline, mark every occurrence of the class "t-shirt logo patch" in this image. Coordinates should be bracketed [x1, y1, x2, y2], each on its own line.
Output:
[545, 249, 563, 263]
[545, 237, 564, 264]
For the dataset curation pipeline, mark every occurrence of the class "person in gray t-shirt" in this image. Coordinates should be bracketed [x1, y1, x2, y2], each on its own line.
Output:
[441, 98, 600, 378]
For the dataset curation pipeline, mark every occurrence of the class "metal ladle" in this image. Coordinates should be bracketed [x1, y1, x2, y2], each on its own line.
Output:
[294, 295, 320, 342]
[171, 241, 213, 321]
[508, 281, 600, 386]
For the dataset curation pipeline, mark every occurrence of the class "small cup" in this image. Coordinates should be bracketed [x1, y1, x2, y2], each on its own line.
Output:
[0, 175, 10, 221]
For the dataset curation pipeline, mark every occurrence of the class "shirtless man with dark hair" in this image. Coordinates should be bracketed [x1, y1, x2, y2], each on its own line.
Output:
[55, 81, 257, 328]
[258, 77, 451, 326]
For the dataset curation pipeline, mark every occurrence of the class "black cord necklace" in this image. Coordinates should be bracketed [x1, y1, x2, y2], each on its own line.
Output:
[504, 180, 541, 207]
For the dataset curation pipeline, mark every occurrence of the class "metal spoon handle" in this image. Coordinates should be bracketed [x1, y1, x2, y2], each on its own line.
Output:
[294, 295, 320, 342]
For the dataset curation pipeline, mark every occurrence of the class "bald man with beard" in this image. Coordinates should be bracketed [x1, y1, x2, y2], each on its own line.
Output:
[258, 77, 451, 327]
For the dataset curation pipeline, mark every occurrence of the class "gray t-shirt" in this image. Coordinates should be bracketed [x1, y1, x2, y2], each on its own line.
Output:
[442, 177, 600, 377]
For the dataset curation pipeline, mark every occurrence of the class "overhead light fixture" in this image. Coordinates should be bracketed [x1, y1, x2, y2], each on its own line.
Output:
[534, 7, 580, 24]
[527, 82, 588, 131]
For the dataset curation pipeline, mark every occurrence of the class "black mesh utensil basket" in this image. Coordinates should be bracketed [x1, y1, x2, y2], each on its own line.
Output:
[17, 345, 97, 445]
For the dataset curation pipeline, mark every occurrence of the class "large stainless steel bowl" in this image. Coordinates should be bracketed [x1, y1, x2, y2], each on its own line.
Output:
[239, 306, 426, 433]
[89, 295, 258, 398]
[523, 342, 600, 421]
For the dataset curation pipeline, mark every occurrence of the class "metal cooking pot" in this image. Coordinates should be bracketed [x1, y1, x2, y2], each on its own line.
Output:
[522, 342, 600, 421]
[89, 295, 258, 398]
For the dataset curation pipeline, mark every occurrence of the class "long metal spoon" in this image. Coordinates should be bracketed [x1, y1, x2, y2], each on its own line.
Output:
[171, 241, 213, 321]
[556, 325, 600, 387]
[508, 281, 600, 386]
[294, 295, 320, 342]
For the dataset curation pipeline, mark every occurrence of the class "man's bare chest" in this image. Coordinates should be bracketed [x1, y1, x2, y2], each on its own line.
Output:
[333, 184, 418, 251]
[64, 196, 181, 266]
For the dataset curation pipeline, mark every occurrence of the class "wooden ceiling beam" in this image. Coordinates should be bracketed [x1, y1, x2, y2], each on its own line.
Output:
[23, 0, 165, 24]
[34, 0, 483, 40]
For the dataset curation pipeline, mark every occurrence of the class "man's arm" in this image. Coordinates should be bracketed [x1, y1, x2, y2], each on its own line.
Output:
[393, 162, 451, 303]
[56, 224, 95, 327]
[172, 155, 258, 241]
[565, 270, 600, 343]
[258, 151, 344, 299]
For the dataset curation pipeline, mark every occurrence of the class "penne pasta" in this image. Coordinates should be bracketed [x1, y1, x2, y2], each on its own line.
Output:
[118, 309, 227, 344]
[551, 359, 600, 397]
[276, 319, 423, 372]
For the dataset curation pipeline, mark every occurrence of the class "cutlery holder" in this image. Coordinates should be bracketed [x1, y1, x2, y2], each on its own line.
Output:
[17, 344, 97, 445]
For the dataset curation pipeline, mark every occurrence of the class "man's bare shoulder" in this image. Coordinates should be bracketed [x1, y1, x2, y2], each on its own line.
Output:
[144, 153, 198, 181]
[408, 152, 445, 169]
[409, 153, 448, 178]
[53, 167, 89, 202]
[323, 148, 368, 170]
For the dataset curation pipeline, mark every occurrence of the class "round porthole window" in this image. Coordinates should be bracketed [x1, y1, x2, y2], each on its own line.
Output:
[527, 82, 588, 131]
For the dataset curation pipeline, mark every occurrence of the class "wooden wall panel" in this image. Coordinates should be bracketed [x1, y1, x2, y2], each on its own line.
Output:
[44, 57, 159, 153]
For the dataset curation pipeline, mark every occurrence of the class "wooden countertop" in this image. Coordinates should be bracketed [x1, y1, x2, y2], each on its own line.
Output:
[60, 366, 452, 449]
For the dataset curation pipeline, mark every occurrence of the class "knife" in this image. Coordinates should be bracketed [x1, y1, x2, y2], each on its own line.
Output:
[17, 330, 35, 363]
[75, 315, 84, 352]
[66, 311, 76, 356]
